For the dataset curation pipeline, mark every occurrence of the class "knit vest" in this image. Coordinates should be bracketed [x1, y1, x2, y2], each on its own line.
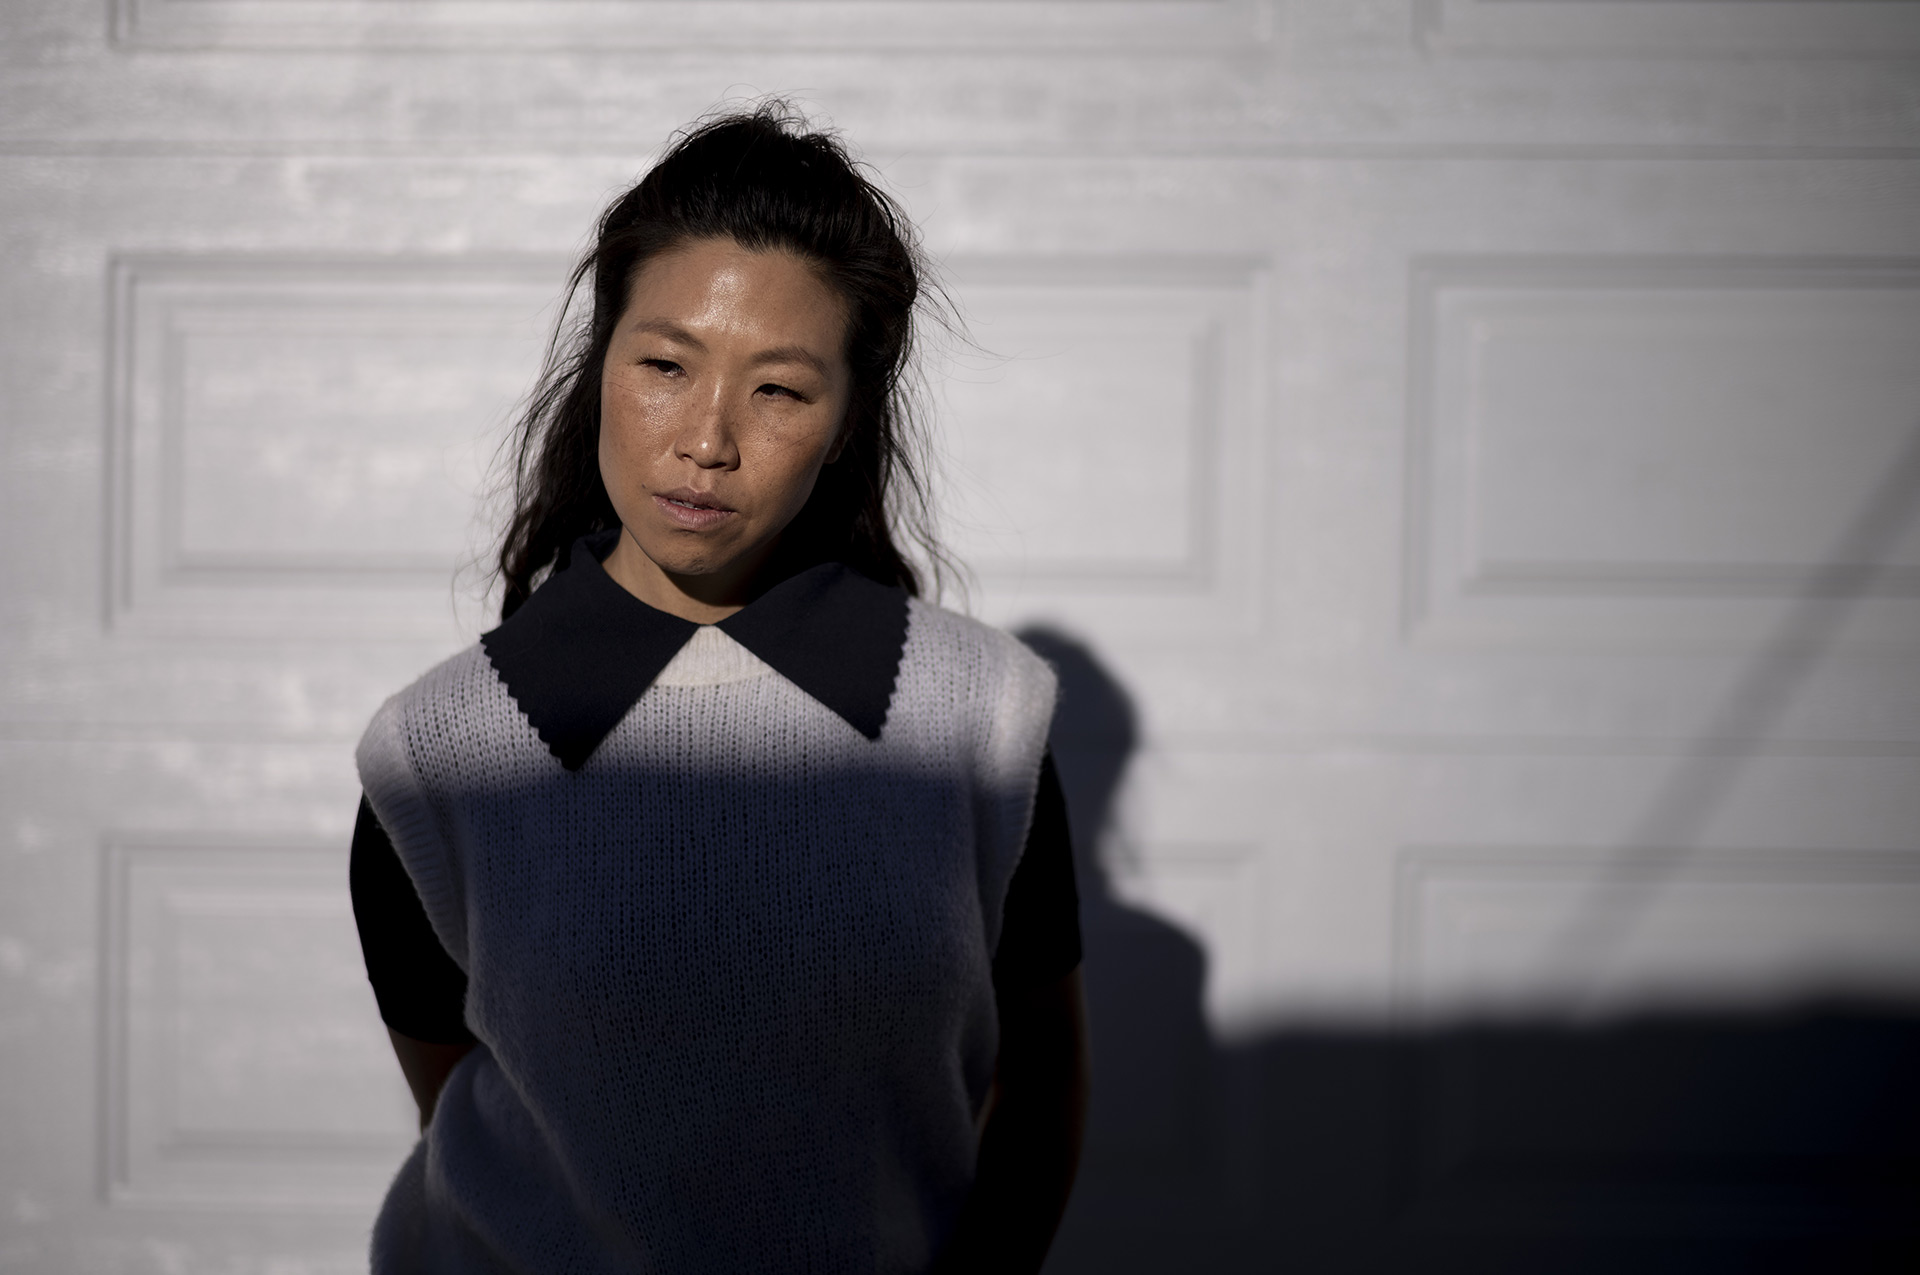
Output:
[355, 598, 1056, 1273]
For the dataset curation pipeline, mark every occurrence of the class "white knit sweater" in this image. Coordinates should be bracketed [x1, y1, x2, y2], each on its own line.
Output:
[355, 598, 1056, 1273]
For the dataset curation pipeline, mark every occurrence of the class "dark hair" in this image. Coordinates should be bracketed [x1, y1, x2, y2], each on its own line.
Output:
[494, 103, 946, 620]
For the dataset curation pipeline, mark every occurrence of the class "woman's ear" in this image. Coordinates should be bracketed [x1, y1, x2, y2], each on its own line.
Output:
[824, 417, 851, 465]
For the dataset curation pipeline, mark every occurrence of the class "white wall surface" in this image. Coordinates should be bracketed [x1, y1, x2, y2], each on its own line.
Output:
[3, 1, 1918, 1268]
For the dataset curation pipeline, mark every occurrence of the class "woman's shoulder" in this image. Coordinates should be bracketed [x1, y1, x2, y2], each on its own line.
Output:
[358, 643, 503, 747]
[905, 595, 1024, 657]
[903, 597, 1057, 696]
[379, 642, 496, 710]
[899, 598, 1056, 797]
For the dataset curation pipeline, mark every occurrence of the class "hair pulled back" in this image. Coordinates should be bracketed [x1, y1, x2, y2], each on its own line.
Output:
[495, 103, 943, 619]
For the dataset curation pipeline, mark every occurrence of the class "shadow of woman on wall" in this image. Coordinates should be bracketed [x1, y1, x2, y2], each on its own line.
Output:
[1017, 626, 1920, 1275]
[1015, 627, 1237, 1270]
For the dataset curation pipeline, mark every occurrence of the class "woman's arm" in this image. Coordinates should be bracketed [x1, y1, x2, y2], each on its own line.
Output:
[352, 795, 478, 1132]
[932, 967, 1091, 1274]
[387, 1027, 476, 1131]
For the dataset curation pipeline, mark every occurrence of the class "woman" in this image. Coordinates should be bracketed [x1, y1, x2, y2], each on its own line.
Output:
[349, 104, 1090, 1273]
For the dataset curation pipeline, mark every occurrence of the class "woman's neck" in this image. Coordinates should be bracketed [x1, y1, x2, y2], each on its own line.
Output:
[599, 526, 781, 624]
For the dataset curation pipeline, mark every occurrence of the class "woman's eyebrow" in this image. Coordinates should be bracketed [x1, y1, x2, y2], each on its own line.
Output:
[627, 318, 706, 349]
[749, 345, 831, 378]
[627, 320, 828, 378]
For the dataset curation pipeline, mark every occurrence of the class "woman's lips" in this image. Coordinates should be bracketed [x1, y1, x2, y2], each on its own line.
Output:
[652, 489, 735, 531]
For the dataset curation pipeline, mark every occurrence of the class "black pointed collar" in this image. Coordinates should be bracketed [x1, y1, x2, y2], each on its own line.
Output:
[478, 530, 910, 771]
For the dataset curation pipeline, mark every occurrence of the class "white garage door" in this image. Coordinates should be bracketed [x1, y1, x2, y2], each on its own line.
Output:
[4, 1, 1918, 1268]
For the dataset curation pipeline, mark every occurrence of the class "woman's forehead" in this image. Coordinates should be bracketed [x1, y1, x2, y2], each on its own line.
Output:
[618, 238, 850, 362]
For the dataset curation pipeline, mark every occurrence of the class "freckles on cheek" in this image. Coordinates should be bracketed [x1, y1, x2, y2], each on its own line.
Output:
[597, 395, 648, 495]
[603, 378, 675, 446]
[599, 387, 653, 460]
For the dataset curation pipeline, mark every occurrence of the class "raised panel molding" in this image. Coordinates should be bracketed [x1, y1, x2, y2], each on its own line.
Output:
[1393, 845, 1920, 1020]
[1419, 0, 1920, 57]
[108, 254, 563, 640]
[942, 254, 1268, 637]
[1404, 256, 1920, 650]
[113, 0, 1274, 52]
[109, 252, 1267, 640]
[101, 839, 415, 1209]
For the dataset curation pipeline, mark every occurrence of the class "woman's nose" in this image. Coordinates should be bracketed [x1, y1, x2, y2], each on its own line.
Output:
[674, 392, 740, 469]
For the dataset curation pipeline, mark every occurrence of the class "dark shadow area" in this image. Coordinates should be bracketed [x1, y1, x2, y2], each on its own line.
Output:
[1019, 627, 1920, 1275]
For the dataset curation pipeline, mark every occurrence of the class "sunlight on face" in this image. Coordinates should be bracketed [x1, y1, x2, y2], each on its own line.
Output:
[597, 237, 852, 621]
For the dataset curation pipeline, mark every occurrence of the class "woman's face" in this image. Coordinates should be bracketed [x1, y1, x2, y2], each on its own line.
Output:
[597, 236, 852, 619]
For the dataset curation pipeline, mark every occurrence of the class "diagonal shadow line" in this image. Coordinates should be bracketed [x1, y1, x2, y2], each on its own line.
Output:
[1544, 417, 1920, 1010]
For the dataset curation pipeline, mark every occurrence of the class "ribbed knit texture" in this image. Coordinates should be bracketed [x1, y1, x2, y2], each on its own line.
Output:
[355, 600, 1056, 1274]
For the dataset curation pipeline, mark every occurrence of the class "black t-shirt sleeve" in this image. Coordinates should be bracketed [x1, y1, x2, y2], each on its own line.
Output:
[991, 750, 1083, 991]
[349, 794, 476, 1045]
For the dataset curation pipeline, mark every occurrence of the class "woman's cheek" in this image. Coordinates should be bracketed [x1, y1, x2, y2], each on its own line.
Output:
[601, 387, 666, 472]
[598, 397, 650, 510]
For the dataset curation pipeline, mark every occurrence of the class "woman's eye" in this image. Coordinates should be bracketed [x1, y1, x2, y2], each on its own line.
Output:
[758, 383, 804, 401]
[642, 358, 682, 376]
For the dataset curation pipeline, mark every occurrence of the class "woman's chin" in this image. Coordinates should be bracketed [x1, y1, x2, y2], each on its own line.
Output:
[640, 536, 765, 585]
